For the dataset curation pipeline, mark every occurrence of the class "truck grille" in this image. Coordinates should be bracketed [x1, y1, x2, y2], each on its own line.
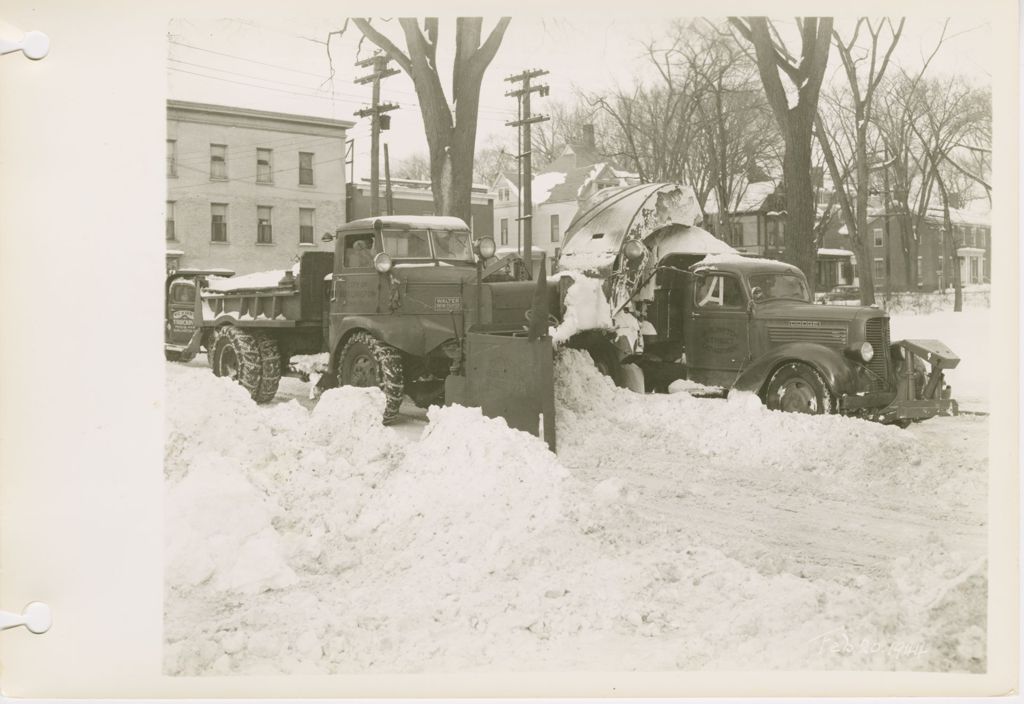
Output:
[768, 326, 848, 345]
[865, 317, 891, 389]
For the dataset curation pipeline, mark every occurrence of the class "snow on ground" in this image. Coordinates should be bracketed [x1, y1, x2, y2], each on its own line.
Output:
[165, 312, 987, 675]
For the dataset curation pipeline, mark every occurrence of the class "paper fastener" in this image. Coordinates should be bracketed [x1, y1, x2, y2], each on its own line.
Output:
[0, 31, 49, 60]
[0, 602, 52, 634]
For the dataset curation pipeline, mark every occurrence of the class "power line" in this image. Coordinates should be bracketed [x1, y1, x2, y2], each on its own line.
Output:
[168, 39, 331, 78]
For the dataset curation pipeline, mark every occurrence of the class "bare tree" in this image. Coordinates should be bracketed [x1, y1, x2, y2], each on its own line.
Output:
[391, 152, 431, 181]
[343, 18, 511, 224]
[729, 17, 833, 290]
[473, 135, 516, 185]
[812, 18, 904, 304]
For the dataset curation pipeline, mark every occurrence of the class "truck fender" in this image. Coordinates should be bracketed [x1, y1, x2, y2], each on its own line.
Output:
[331, 316, 453, 362]
[732, 342, 855, 397]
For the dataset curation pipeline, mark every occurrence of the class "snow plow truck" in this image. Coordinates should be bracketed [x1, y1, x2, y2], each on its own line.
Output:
[552, 182, 960, 428]
[174, 216, 558, 447]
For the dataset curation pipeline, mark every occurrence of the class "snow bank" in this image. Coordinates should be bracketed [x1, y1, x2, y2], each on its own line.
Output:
[549, 274, 613, 344]
[165, 343, 986, 675]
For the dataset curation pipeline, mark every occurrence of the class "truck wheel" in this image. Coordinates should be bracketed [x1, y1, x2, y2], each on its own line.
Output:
[211, 327, 279, 404]
[205, 330, 220, 369]
[763, 362, 835, 415]
[338, 331, 404, 424]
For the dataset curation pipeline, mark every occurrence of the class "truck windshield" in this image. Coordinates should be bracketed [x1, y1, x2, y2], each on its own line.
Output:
[381, 229, 432, 258]
[748, 273, 811, 302]
[380, 228, 474, 262]
[432, 229, 473, 262]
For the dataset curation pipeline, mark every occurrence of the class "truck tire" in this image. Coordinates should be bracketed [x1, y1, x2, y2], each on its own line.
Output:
[205, 330, 220, 369]
[763, 362, 835, 415]
[338, 331, 404, 424]
[211, 327, 280, 404]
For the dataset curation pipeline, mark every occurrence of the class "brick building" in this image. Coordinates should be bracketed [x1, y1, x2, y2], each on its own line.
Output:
[346, 178, 494, 237]
[166, 100, 353, 274]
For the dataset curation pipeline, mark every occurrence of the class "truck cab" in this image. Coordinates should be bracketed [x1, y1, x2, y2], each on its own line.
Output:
[164, 268, 233, 361]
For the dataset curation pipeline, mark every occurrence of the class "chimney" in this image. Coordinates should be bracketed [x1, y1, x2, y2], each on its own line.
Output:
[582, 124, 595, 150]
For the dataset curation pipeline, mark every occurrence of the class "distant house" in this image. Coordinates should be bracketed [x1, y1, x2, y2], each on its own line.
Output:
[492, 125, 638, 272]
[703, 180, 787, 259]
[346, 177, 494, 238]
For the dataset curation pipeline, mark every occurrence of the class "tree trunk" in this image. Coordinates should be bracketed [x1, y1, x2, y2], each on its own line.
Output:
[782, 115, 817, 292]
[935, 171, 963, 311]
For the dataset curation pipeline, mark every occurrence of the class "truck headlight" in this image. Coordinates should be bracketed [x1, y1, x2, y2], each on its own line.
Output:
[373, 252, 394, 273]
[860, 341, 874, 362]
[475, 236, 496, 259]
[623, 239, 646, 262]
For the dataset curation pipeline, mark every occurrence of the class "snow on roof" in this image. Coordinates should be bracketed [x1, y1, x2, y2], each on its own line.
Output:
[532, 171, 568, 205]
[818, 248, 854, 257]
[166, 249, 184, 256]
[577, 163, 607, 199]
[704, 180, 777, 215]
[926, 206, 990, 227]
[698, 252, 781, 267]
[496, 245, 546, 256]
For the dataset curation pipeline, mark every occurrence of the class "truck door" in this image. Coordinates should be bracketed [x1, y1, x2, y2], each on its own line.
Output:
[684, 272, 750, 386]
[167, 279, 198, 345]
[334, 232, 379, 315]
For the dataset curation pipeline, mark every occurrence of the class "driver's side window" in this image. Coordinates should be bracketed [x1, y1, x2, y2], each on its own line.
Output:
[696, 274, 744, 308]
[343, 234, 375, 268]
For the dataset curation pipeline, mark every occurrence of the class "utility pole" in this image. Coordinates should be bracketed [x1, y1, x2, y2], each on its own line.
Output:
[881, 146, 893, 302]
[505, 69, 549, 277]
[383, 143, 394, 216]
[355, 53, 399, 217]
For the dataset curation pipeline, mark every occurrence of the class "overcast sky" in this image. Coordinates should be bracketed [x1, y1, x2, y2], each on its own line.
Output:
[167, 17, 991, 181]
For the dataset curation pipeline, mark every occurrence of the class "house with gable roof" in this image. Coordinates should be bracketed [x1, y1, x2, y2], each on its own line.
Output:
[491, 125, 638, 273]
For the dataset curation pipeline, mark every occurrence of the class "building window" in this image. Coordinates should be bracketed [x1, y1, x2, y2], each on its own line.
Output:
[166, 140, 177, 178]
[211, 203, 228, 242]
[500, 218, 509, 246]
[499, 187, 511, 202]
[970, 257, 979, 284]
[210, 144, 227, 180]
[872, 258, 885, 280]
[299, 208, 315, 245]
[299, 152, 314, 185]
[256, 148, 273, 184]
[257, 206, 273, 244]
[873, 228, 884, 248]
[166, 201, 176, 240]
[550, 214, 560, 242]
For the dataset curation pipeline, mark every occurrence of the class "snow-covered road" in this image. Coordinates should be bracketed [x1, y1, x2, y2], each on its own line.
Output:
[164, 307, 988, 675]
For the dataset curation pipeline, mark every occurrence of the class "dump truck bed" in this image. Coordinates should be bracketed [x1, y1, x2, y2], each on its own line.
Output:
[200, 251, 334, 328]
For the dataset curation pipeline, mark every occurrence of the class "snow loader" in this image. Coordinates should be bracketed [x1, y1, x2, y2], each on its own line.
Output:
[186, 216, 557, 448]
[553, 182, 960, 426]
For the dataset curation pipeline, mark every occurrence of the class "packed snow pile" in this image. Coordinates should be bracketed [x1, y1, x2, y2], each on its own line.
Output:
[164, 316, 987, 675]
[550, 273, 613, 344]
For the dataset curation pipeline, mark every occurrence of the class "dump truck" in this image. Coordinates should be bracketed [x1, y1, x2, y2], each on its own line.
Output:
[553, 182, 960, 426]
[180, 216, 557, 446]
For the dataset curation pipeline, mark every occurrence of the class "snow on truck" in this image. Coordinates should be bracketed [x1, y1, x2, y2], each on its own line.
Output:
[553, 182, 960, 427]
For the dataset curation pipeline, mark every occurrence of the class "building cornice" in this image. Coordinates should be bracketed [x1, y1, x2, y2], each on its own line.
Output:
[168, 99, 355, 135]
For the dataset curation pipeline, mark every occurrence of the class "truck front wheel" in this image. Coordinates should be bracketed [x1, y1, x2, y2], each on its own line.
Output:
[211, 327, 282, 404]
[763, 362, 835, 415]
[338, 331, 404, 424]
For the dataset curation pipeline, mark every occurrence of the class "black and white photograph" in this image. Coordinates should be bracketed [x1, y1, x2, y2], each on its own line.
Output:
[0, 2, 1016, 698]
[159, 14, 1000, 679]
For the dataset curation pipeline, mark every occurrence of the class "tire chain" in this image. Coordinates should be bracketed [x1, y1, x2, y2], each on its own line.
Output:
[340, 331, 405, 423]
[215, 327, 282, 404]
